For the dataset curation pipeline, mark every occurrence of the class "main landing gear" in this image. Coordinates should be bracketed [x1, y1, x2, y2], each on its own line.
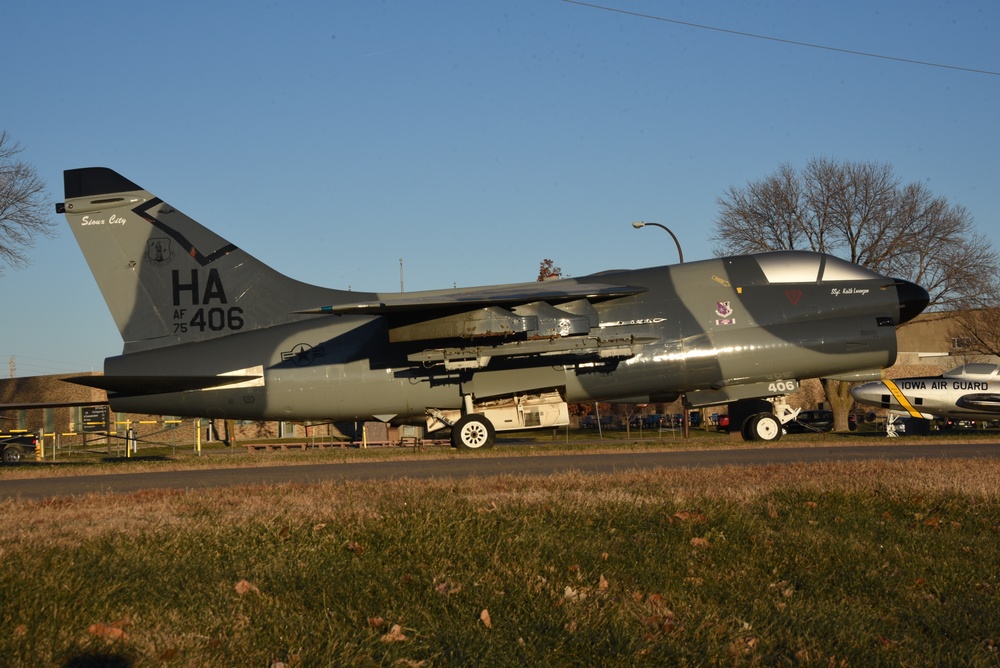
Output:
[450, 414, 497, 450]
[743, 412, 782, 442]
[729, 397, 799, 443]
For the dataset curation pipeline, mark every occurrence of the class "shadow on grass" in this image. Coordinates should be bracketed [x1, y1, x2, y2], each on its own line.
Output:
[99, 455, 174, 463]
[63, 651, 133, 667]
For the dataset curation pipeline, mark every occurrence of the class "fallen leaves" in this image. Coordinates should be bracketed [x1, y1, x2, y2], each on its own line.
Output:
[234, 579, 260, 596]
[369, 617, 414, 643]
[561, 573, 613, 603]
[639, 593, 680, 640]
[86, 618, 130, 642]
[673, 510, 707, 524]
[729, 635, 759, 656]
[434, 580, 463, 596]
[381, 624, 409, 643]
[479, 609, 493, 628]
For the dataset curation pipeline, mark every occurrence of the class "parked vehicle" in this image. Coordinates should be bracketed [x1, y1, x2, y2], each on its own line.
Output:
[643, 414, 664, 429]
[784, 410, 856, 433]
[784, 410, 835, 433]
[1, 434, 38, 464]
[717, 415, 730, 433]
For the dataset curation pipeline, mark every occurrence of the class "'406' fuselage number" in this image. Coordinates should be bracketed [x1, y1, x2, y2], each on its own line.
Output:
[768, 380, 798, 393]
[170, 268, 245, 334]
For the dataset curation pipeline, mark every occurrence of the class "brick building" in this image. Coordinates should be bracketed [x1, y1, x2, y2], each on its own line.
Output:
[0, 373, 349, 449]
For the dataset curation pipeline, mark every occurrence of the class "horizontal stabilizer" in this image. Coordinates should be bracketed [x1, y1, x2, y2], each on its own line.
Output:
[63, 374, 262, 396]
[0, 400, 110, 411]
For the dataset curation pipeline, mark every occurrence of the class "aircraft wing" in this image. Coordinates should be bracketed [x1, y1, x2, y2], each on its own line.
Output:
[295, 281, 645, 315]
[298, 280, 651, 370]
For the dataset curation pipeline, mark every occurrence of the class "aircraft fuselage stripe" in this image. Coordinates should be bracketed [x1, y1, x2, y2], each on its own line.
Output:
[883, 379, 924, 418]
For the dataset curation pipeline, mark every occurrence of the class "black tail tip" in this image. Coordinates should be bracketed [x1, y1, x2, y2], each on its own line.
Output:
[64, 168, 142, 200]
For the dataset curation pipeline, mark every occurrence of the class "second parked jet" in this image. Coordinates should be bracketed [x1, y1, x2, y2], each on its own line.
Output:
[851, 364, 1000, 428]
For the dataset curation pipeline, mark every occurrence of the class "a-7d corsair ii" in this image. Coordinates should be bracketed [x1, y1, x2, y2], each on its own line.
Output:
[852, 364, 1000, 432]
[56, 168, 929, 449]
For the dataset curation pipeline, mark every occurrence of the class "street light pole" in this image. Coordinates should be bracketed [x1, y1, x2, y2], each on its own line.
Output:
[631, 221, 684, 264]
[632, 220, 689, 438]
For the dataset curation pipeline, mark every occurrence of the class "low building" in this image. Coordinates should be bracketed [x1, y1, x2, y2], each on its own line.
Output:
[0, 373, 349, 451]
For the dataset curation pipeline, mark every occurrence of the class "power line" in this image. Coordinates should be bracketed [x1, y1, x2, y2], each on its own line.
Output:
[563, 0, 1000, 77]
[6, 354, 99, 377]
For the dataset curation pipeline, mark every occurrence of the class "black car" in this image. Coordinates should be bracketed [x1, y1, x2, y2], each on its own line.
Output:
[785, 410, 836, 433]
[1, 434, 38, 463]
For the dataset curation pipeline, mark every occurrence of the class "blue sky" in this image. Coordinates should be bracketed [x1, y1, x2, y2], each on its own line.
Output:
[3, 0, 998, 376]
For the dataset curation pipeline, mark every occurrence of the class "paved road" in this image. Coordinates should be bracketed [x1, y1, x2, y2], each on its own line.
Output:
[3, 442, 999, 501]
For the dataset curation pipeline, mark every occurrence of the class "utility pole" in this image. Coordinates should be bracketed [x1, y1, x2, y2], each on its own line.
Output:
[8, 356, 13, 378]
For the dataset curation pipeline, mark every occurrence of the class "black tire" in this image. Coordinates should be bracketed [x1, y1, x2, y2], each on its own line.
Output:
[745, 413, 782, 442]
[2, 445, 23, 464]
[451, 415, 496, 450]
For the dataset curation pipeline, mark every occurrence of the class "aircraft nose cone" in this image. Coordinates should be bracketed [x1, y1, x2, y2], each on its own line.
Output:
[893, 278, 930, 324]
[850, 382, 881, 404]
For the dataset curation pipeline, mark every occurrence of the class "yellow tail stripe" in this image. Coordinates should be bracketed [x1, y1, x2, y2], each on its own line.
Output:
[883, 380, 924, 418]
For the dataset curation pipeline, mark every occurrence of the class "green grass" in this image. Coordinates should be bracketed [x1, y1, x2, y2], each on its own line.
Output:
[5, 425, 999, 482]
[2, 459, 999, 666]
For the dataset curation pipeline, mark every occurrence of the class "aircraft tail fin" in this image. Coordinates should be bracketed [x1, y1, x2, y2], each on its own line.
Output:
[60, 168, 349, 353]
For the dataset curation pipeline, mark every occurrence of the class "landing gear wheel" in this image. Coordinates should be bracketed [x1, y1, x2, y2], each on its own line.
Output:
[746, 413, 782, 442]
[451, 415, 496, 450]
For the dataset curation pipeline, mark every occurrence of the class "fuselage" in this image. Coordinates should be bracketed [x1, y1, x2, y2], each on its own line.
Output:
[104, 251, 921, 421]
[852, 365, 1000, 420]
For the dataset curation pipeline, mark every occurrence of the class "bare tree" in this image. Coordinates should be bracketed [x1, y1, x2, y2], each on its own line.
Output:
[949, 277, 1000, 359]
[537, 258, 562, 281]
[712, 157, 998, 429]
[0, 131, 54, 275]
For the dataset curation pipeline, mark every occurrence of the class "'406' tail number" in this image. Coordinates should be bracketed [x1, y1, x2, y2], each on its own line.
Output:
[174, 307, 245, 334]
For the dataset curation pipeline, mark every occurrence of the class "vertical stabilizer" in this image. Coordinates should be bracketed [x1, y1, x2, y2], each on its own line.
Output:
[60, 168, 353, 353]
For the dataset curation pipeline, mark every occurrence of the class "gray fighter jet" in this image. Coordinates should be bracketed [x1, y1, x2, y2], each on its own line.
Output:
[55, 168, 929, 449]
[851, 364, 1000, 430]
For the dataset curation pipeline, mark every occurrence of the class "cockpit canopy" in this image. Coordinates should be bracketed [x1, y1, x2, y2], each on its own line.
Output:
[754, 251, 882, 283]
[943, 364, 1000, 379]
